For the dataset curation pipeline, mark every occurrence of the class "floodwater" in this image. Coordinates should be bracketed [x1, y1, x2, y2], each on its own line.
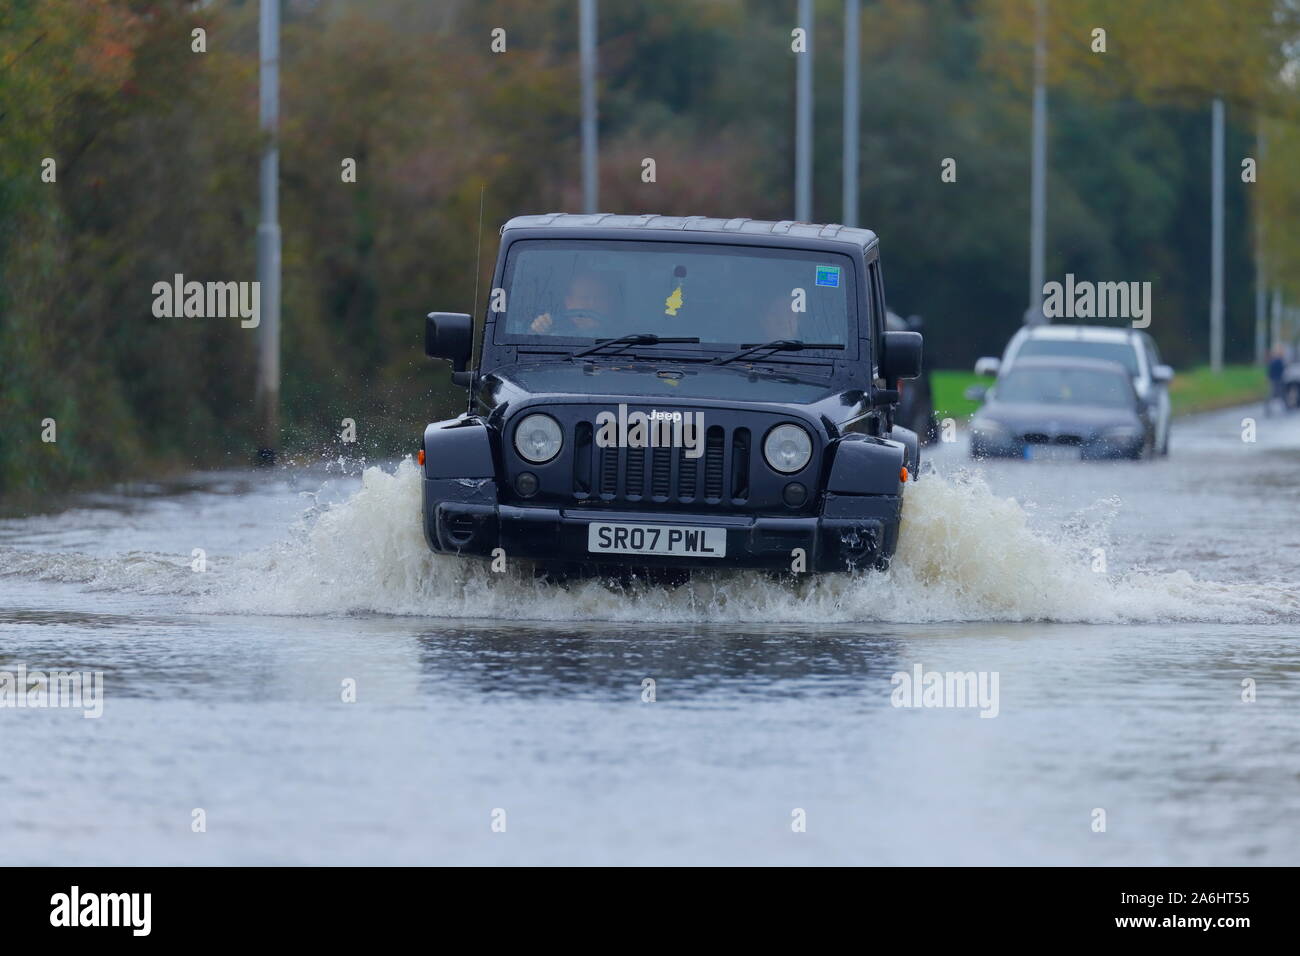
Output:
[1, 404, 1297, 865]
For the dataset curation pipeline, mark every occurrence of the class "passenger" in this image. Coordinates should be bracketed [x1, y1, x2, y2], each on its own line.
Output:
[757, 290, 801, 341]
[530, 270, 620, 335]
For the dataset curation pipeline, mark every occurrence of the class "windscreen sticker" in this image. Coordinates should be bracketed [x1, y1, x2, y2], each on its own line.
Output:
[664, 285, 684, 315]
[815, 265, 841, 288]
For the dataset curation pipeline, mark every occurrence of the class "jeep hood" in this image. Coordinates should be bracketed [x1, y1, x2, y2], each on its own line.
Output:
[480, 360, 840, 407]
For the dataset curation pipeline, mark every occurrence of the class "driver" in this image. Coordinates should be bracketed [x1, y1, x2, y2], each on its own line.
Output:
[530, 269, 620, 335]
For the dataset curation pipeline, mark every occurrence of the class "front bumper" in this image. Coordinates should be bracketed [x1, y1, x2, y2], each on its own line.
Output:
[971, 434, 1144, 460]
[423, 477, 901, 572]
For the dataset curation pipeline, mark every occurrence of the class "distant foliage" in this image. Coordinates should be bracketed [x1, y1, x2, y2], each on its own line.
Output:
[1, 0, 1295, 497]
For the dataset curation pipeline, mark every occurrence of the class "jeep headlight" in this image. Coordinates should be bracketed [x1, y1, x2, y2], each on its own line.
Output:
[764, 423, 812, 474]
[514, 413, 563, 463]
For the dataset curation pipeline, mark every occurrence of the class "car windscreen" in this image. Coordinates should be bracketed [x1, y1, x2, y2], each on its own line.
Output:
[995, 367, 1134, 408]
[1015, 338, 1139, 376]
[496, 239, 854, 351]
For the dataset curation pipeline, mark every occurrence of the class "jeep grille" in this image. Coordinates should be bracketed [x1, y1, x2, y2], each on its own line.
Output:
[580, 424, 752, 505]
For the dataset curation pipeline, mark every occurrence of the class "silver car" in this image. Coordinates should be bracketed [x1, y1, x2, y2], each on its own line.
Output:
[975, 325, 1173, 455]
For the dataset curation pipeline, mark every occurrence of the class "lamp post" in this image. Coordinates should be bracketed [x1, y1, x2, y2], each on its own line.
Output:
[255, 0, 282, 463]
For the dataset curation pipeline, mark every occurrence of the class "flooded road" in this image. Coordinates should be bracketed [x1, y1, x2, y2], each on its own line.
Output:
[2, 403, 1298, 865]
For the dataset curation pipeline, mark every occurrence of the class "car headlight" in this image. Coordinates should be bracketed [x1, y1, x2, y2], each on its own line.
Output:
[764, 423, 813, 474]
[513, 413, 563, 463]
[971, 416, 1008, 436]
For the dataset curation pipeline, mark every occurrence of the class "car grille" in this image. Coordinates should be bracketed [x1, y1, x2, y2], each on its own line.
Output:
[1023, 433, 1083, 445]
[576, 424, 752, 505]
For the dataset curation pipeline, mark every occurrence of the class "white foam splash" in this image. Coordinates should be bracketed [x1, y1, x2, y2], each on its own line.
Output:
[180, 458, 1297, 624]
[3, 457, 1292, 624]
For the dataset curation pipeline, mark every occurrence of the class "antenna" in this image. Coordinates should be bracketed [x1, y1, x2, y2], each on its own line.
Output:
[463, 184, 487, 414]
[471, 183, 486, 324]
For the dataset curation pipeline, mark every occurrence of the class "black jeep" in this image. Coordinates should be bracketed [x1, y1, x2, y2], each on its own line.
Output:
[420, 213, 922, 575]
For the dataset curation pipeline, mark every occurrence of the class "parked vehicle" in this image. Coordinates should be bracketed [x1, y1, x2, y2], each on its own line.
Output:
[968, 357, 1156, 461]
[420, 213, 923, 575]
[975, 325, 1172, 455]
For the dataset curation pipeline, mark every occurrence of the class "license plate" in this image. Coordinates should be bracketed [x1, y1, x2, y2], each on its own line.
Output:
[1024, 443, 1081, 461]
[587, 522, 727, 558]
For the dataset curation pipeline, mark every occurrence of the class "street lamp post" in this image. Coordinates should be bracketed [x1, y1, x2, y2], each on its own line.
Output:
[255, 0, 281, 463]
[1210, 97, 1225, 373]
[580, 0, 598, 214]
[1027, 0, 1047, 326]
[842, 0, 859, 228]
[795, 0, 813, 222]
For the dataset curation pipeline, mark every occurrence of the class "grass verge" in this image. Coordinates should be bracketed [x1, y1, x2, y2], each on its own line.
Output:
[931, 370, 986, 420]
[931, 365, 1268, 422]
[1167, 365, 1269, 416]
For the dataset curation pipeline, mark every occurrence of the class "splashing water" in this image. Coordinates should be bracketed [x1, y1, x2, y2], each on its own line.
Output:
[168, 458, 1293, 624]
[2, 457, 1293, 624]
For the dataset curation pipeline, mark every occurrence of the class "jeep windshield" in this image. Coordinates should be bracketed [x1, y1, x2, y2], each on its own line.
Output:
[496, 239, 855, 358]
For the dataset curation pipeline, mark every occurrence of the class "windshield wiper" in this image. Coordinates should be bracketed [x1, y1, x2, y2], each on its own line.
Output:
[569, 333, 700, 360]
[710, 339, 845, 366]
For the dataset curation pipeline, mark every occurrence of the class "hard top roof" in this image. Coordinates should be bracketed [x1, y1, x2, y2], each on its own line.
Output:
[501, 212, 879, 249]
[1006, 355, 1134, 375]
[1018, 324, 1144, 343]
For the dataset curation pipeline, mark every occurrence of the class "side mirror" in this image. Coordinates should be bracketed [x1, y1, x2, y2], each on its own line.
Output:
[882, 330, 922, 381]
[974, 356, 1000, 377]
[425, 312, 473, 373]
[964, 384, 988, 403]
[1152, 364, 1173, 384]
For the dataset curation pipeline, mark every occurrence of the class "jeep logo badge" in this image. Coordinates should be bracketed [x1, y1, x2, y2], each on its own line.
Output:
[595, 404, 704, 458]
